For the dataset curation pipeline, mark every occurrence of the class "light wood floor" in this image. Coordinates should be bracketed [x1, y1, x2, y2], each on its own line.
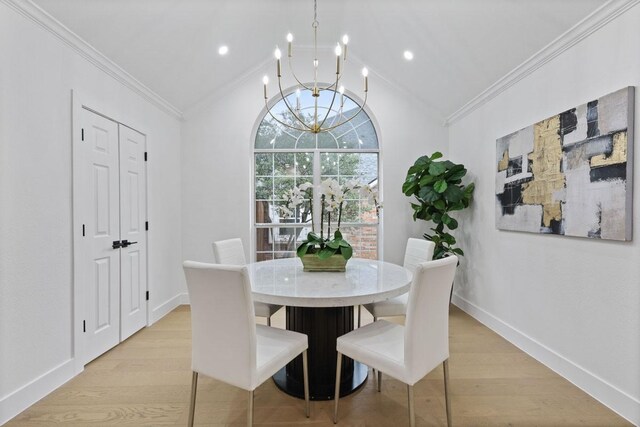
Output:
[8, 305, 629, 426]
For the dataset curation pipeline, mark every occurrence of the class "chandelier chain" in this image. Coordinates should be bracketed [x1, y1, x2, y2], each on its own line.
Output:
[313, 0, 318, 26]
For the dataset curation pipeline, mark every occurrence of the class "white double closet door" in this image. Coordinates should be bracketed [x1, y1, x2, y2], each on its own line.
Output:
[77, 107, 148, 364]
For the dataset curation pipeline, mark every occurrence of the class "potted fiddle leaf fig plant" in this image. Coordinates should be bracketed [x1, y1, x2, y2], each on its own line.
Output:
[402, 152, 474, 259]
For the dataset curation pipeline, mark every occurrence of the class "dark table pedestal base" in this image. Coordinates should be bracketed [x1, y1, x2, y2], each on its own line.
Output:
[273, 361, 367, 401]
[274, 305, 368, 400]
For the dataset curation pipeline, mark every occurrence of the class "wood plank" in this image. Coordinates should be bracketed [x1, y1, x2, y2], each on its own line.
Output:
[5, 305, 630, 426]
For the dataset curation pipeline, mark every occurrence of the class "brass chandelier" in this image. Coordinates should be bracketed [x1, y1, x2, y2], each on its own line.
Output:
[262, 0, 369, 134]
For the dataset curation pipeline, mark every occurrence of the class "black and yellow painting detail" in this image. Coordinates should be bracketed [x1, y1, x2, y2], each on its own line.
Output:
[495, 87, 634, 241]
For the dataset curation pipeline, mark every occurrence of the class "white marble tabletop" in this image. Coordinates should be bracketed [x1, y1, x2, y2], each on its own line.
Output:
[247, 257, 413, 308]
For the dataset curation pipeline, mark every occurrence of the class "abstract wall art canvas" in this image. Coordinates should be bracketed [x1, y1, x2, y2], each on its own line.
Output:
[495, 87, 634, 241]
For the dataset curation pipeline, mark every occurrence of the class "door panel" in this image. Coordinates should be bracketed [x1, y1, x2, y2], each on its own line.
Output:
[81, 108, 120, 363]
[93, 165, 111, 235]
[119, 125, 148, 340]
[94, 257, 112, 330]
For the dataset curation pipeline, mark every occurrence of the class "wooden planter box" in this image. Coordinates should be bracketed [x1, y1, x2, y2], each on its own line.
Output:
[299, 254, 348, 272]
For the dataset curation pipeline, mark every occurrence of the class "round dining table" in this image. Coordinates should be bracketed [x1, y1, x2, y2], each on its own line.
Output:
[246, 257, 412, 400]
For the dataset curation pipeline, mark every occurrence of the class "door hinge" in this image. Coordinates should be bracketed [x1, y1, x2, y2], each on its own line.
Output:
[82, 320, 86, 333]
[145, 291, 150, 301]
[145, 221, 149, 231]
[81, 128, 85, 141]
[144, 152, 148, 162]
[82, 224, 85, 236]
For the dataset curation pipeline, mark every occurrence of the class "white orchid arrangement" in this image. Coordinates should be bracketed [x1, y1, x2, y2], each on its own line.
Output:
[279, 178, 381, 260]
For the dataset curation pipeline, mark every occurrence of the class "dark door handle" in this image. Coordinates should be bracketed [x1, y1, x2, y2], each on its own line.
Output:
[121, 240, 138, 248]
[112, 241, 122, 249]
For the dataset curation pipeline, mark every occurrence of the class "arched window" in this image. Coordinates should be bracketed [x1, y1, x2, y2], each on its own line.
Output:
[253, 88, 380, 261]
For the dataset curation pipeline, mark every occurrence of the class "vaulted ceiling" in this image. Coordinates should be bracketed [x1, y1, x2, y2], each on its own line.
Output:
[33, 0, 607, 119]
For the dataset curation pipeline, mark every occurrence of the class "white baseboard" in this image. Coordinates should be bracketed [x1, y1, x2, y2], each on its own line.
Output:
[0, 294, 188, 426]
[0, 358, 76, 425]
[451, 293, 640, 426]
[150, 292, 189, 324]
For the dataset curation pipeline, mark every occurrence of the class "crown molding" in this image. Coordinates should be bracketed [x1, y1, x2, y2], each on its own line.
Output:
[444, 0, 640, 126]
[1, 0, 183, 120]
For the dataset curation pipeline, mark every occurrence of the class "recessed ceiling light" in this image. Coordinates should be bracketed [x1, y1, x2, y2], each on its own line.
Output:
[403, 50, 414, 61]
[218, 45, 229, 56]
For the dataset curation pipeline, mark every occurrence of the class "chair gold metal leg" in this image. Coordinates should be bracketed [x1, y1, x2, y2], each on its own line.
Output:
[247, 390, 254, 427]
[267, 316, 271, 327]
[443, 359, 452, 427]
[333, 352, 343, 424]
[357, 305, 361, 328]
[188, 371, 198, 427]
[407, 384, 415, 427]
[377, 370, 382, 392]
[372, 314, 378, 383]
[302, 350, 310, 417]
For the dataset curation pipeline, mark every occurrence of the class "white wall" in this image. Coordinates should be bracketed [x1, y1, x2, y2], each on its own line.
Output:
[449, 4, 640, 424]
[181, 50, 448, 266]
[0, 4, 184, 424]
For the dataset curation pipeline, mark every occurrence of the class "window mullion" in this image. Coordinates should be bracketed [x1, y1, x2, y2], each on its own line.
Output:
[312, 149, 322, 235]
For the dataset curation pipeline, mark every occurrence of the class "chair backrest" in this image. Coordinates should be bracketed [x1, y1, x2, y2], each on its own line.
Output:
[404, 256, 458, 381]
[403, 238, 435, 274]
[183, 261, 256, 390]
[212, 238, 246, 265]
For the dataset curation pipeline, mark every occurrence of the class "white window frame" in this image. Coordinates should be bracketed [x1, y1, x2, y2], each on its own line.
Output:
[250, 86, 383, 262]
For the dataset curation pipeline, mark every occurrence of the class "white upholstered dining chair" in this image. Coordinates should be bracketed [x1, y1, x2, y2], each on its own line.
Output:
[183, 261, 310, 426]
[334, 255, 458, 427]
[358, 238, 435, 326]
[212, 238, 282, 326]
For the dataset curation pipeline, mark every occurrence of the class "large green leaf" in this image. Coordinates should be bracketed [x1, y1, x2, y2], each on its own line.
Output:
[297, 242, 311, 257]
[464, 182, 475, 195]
[418, 186, 440, 203]
[339, 240, 351, 248]
[428, 162, 446, 176]
[418, 174, 437, 186]
[448, 201, 465, 211]
[430, 152, 443, 160]
[413, 155, 430, 168]
[402, 181, 419, 196]
[433, 200, 446, 210]
[448, 217, 459, 230]
[334, 230, 343, 240]
[318, 247, 337, 259]
[444, 185, 464, 203]
[327, 239, 340, 249]
[441, 160, 456, 170]
[447, 168, 467, 180]
[339, 245, 353, 260]
[434, 180, 448, 193]
[407, 164, 424, 175]
[306, 232, 321, 243]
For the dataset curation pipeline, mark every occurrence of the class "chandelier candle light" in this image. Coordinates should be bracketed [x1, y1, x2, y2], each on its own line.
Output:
[262, 0, 369, 134]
